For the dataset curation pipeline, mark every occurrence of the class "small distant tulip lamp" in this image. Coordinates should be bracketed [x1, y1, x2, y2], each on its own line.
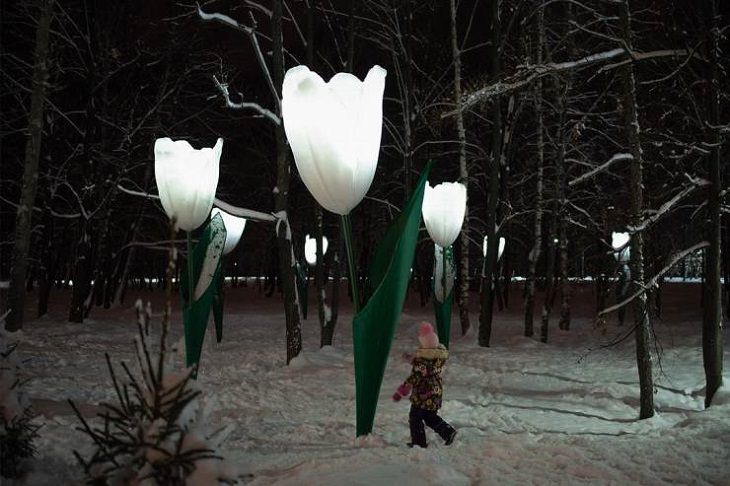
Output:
[211, 207, 246, 256]
[482, 235, 506, 261]
[304, 234, 328, 266]
[421, 182, 467, 348]
[611, 231, 630, 262]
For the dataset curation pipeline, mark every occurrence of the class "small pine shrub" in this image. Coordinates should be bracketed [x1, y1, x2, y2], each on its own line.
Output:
[1, 318, 40, 479]
[71, 301, 238, 485]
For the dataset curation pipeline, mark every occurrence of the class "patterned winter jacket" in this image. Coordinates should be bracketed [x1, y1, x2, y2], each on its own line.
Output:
[400, 345, 449, 411]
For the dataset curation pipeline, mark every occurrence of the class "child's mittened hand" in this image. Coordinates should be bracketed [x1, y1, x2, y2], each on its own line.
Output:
[392, 392, 402, 402]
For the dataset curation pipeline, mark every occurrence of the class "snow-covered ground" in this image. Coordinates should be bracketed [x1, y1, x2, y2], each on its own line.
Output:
[9, 282, 730, 485]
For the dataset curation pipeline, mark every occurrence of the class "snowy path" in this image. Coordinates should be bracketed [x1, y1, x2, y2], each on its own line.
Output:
[11, 284, 730, 484]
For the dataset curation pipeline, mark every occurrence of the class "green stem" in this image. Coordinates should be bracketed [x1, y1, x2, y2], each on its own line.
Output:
[341, 213, 360, 313]
[186, 231, 194, 310]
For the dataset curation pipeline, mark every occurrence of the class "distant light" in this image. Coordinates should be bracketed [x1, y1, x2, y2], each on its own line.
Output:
[482, 236, 506, 261]
[305, 234, 329, 265]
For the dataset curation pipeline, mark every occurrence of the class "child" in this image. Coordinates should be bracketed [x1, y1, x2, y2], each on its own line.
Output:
[392, 321, 456, 448]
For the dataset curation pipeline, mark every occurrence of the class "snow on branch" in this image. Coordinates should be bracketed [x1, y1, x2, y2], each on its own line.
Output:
[117, 184, 160, 200]
[197, 4, 281, 111]
[212, 75, 281, 125]
[569, 153, 633, 187]
[598, 241, 710, 317]
[442, 48, 696, 118]
[213, 198, 277, 223]
[628, 175, 710, 233]
[117, 183, 277, 223]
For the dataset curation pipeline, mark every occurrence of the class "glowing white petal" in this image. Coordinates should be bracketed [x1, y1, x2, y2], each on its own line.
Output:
[154, 138, 222, 232]
[612, 232, 630, 262]
[304, 234, 329, 266]
[211, 208, 246, 255]
[483, 236, 506, 261]
[282, 65, 386, 215]
[422, 181, 467, 248]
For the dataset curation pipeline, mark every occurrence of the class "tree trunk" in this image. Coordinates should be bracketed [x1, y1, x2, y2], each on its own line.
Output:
[307, 1, 333, 347]
[401, 0, 413, 203]
[620, 0, 654, 419]
[478, 0, 501, 347]
[540, 216, 557, 343]
[525, 6, 545, 338]
[702, 0, 723, 408]
[68, 226, 92, 323]
[556, 83, 571, 332]
[6, 0, 54, 332]
[450, 0, 471, 336]
[273, 0, 302, 364]
[322, 231, 341, 347]
[36, 204, 57, 317]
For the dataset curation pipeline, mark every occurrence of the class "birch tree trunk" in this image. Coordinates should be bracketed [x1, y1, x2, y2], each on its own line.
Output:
[702, 0, 723, 407]
[36, 209, 56, 317]
[400, 0, 414, 203]
[556, 83, 571, 332]
[524, 5, 545, 338]
[540, 214, 557, 343]
[620, 0, 654, 419]
[6, 0, 54, 332]
[478, 0, 501, 347]
[450, 0, 471, 336]
[307, 2, 333, 346]
[273, 0, 302, 364]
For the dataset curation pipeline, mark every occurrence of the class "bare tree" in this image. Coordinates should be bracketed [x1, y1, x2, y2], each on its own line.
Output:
[478, 0, 502, 347]
[702, 0, 723, 407]
[449, 0, 471, 336]
[619, 0, 654, 419]
[525, 3, 545, 338]
[6, 0, 54, 332]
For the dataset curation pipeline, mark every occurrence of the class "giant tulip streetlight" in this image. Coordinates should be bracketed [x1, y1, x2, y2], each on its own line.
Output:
[154, 137, 225, 369]
[282, 65, 386, 311]
[284, 64, 434, 437]
[155, 137, 223, 304]
[422, 182, 467, 348]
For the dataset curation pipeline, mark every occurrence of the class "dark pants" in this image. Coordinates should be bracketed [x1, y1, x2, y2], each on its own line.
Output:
[409, 405, 455, 447]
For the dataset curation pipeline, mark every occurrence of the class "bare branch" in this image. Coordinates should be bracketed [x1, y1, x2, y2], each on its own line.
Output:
[197, 4, 281, 110]
[569, 153, 633, 186]
[443, 48, 698, 118]
[211, 75, 281, 125]
[598, 241, 710, 317]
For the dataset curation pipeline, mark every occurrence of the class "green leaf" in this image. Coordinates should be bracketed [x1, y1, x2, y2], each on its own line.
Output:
[295, 262, 308, 320]
[352, 161, 432, 436]
[212, 267, 224, 343]
[181, 213, 226, 370]
[433, 245, 455, 349]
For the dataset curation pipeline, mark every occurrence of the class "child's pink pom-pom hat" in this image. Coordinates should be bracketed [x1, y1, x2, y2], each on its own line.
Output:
[418, 321, 440, 348]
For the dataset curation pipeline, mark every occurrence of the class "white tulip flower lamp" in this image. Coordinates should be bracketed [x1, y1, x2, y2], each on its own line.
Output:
[282, 64, 386, 311]
[611, 232, 630, 262]
[483, 236, 506, 261]
[154, 137, 225, 370]
[422, 181, 467, 348]
[305, 234, 329, 266]
[211, 207, 246, 256]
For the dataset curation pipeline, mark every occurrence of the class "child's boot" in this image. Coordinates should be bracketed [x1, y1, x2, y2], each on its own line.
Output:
[436, 422, 457, 445]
